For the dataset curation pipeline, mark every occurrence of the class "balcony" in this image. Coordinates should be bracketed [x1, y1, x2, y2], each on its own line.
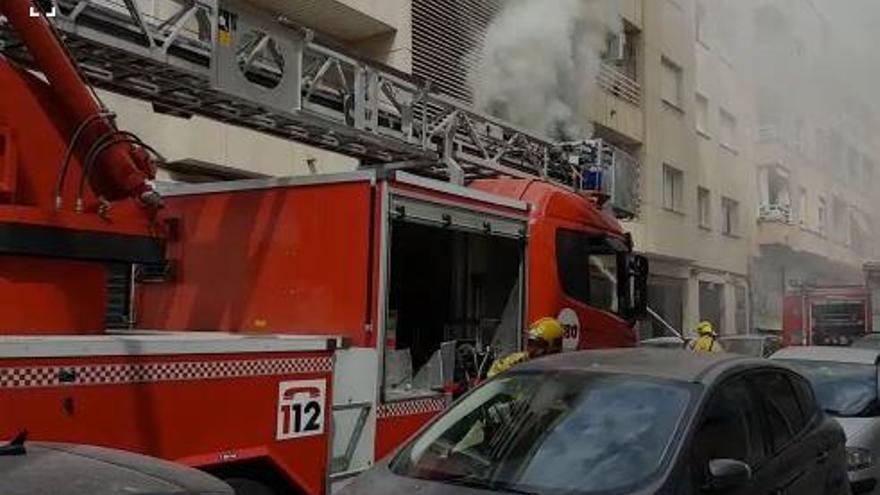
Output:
[758, 204, 792, 224]
[756, 219, 863, 271]
[597, 62, 641, 106]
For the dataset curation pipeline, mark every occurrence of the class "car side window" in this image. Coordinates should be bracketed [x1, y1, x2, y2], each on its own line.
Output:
[691, 375, 768, 486]
[750, 371, 806, 451]
[790, 374, 819, 424]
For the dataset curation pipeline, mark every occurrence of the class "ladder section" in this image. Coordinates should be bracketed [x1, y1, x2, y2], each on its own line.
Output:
[0, 0, 639, 215]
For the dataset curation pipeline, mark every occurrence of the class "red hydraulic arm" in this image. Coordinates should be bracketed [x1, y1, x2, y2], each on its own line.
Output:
[0, 0, 160, 207]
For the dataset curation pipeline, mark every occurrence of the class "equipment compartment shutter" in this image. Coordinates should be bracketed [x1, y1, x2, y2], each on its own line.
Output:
[106, 263, 132, 329]
[390, 195, 524, 239]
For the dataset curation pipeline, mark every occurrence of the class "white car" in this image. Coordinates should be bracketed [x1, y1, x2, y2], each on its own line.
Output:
[772, 346, 880, 495]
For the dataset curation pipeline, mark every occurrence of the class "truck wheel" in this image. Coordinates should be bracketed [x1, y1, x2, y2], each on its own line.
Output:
[224, 478, 276, 495]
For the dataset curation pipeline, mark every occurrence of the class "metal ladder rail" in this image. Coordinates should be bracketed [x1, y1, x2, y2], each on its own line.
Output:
[0, 0, 579, 186]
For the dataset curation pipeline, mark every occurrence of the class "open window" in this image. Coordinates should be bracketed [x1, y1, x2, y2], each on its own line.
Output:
[383, 197, 526, 400]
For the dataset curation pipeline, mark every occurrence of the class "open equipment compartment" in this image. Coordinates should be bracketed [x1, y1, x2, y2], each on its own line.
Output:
[382, 193, 526, 400]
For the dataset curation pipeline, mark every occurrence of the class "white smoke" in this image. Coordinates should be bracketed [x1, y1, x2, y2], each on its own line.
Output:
[469, 0, 621, 141]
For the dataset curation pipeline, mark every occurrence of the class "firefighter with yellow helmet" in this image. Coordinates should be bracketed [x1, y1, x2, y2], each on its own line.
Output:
[688, 320, 724, 353]
[487, 317, 565, 378]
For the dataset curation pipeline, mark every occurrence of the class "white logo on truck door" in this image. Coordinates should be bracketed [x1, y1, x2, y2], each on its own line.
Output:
[558, 308, 581, 352]
[276, 379, 326, 440]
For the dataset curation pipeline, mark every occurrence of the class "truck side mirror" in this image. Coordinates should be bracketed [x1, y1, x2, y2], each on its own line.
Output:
[631, 255, 649, 319]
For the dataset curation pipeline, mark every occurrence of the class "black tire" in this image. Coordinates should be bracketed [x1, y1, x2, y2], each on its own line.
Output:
[224, 478, 276, 495]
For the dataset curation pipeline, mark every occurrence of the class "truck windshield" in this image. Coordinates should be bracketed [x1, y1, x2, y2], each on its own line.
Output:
[781, 359, 879, 417]
[391, 371, 691, 494]
[556, 230, 624, 314]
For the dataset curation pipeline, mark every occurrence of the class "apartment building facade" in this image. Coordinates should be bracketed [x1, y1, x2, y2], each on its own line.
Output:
[708, 0, 880, 332]
[97, 0, 759, 338]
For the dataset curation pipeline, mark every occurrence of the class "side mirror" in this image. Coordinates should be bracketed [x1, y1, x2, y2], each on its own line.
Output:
[707, 458, 752, 490]
[631, 255, 649, 319]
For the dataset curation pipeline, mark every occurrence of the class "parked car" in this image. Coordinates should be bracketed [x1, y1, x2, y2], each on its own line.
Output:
[639, 336, 688, 349]
[342, 348, 850, 495]
[772, 346, 880, 495]
[852, 334, 880, 350]
[718, 334, 782, 358]
[2, 438, 233, 495]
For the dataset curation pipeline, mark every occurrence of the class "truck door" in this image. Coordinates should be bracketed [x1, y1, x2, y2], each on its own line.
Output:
[551, 228, 637, 349]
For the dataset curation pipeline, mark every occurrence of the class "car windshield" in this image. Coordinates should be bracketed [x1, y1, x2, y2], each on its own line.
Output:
[719, 338, 763, 357]
[391, 371, 692, 494]
[781, 359, 879, 417]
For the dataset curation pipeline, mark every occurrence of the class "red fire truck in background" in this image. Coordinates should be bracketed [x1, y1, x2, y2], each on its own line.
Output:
[782, 263, 880, 346]
[0, 1, 646, 494]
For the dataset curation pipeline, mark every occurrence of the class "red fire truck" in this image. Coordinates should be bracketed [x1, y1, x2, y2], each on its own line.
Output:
[0, 1, 646, 494]
[782, 262, 880, 347]
[783, 285, 869, 346]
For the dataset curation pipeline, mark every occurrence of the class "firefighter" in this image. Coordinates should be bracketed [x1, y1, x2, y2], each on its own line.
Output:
[688, 321, 724, 353]
[487, 317, 564, 378]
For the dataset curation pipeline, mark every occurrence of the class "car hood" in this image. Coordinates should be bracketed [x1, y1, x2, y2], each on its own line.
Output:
[836, 417, 880, 445]
[1, 442, 233, 495]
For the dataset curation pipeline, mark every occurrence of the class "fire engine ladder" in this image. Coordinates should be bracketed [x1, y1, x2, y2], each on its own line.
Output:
[0, 0, 590, 188]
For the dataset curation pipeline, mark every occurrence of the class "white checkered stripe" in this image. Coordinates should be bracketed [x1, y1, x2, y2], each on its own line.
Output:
[377, 397, 448, 418]
[0, 357, 332, 389]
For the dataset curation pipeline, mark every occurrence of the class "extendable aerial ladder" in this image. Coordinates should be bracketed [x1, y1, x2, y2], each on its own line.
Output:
[0, 0, 638, 216]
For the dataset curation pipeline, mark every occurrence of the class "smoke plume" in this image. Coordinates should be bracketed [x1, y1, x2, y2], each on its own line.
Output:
[469, 0, 621, 141]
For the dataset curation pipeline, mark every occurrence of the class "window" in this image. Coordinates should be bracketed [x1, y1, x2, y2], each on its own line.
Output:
[696, 94, 709, 136]
[394, 373, 693, 494]
[692, 377, 767, 472]
[699, 281, 724, 335]
[697, 187, 711, 228]
[721, 197, 739, 235]
[695, 0, 708, 46]
[645, 276, 686, 339]
[790, 374, 819, 424]
[818, 197, 827, 235]
[782, 359, 878, 417]
[660, 57, 683, 108]
[734, 286, 747, 334]
[749, 372, 807, 451]
[662, 164, 684, 212]
[797, 187, 807, 226]
[556, 230, 621, 314]
[720, 108, 737, 150]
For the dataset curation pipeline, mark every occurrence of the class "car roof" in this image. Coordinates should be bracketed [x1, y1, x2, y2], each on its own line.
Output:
[517, 348, 773, 384]
[639, 336, 685, 343]
[718, 334, 776, 341]
[5, 442, 233, 495]
[772, 346, 880, 364]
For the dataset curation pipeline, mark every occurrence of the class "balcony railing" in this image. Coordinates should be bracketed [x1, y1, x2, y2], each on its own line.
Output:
[597, 62, 641, 106]
[758, 203, 792, 224]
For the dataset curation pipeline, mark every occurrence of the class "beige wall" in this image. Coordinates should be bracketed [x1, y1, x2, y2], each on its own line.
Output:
[623, 0, 754, 335]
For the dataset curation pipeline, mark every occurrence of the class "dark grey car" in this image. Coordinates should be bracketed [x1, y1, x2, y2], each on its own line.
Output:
[1, 440, 233, 495]
[342, 348, 850, 495]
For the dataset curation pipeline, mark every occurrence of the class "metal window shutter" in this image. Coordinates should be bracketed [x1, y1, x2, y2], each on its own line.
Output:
[411, 0, 504, 103]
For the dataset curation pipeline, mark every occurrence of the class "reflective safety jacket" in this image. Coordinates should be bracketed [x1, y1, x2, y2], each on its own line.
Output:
[688, 335, 724, 353]
[487, 351, 530, 378]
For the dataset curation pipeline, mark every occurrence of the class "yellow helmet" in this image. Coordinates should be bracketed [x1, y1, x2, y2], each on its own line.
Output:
[696, 321, 715, 336]
[528, 317, 564, 345]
